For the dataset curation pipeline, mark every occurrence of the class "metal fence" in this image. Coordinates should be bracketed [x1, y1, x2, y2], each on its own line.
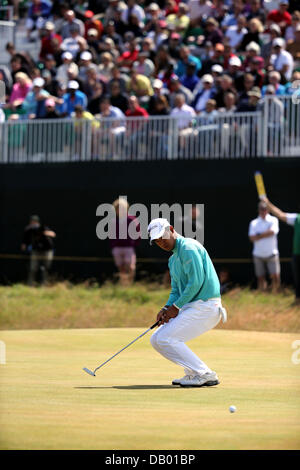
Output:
[0, 96, 299, 163]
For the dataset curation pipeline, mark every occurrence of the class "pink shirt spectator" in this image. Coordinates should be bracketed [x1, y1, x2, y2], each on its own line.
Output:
[9, 73, 32, 105]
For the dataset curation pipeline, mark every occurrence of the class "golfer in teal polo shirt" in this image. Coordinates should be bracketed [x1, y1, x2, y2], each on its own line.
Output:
[148, 218, 227, 387]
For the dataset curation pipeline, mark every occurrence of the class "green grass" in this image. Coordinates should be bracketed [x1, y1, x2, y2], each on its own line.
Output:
[0, 282, 299, 332]
[0, 328, 299, 450]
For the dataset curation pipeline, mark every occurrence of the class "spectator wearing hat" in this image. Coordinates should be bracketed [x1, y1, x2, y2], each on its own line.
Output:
[62, 80, 88, 116]
[270, 37, 294, 81]
[40, 21, 63, 61]
[44, 98, 61, 119]
[21, 77, 50, 119]
[267, 0, 292, 34]
[228, 55, 245, 92]
[192, 74, 216, 113]
[225, 14, 248, 50]
[237, 85, 263, 111]
[86, 28, 103, 59]
[261, 70, 286, 96]
[56, 51, 79, 88]
[249, 201, 281, 292]
[242, 41, 263, 70]
[148, 79, 170, 114]
[61, 10, 85, 39]
[83, 10, 104, 40]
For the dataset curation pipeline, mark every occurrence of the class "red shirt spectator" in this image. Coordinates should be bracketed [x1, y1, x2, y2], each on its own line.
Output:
[83, 10, 104, 39]
[267, 1, 292, 34]
[40, 21, 62, 60]
[125, 98, 149, 118]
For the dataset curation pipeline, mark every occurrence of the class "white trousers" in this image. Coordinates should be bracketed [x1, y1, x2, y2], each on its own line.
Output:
[150, 298, 225, 376]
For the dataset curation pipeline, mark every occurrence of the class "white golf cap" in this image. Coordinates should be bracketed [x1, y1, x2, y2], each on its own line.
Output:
[62, 51, 73, 60]
[148, 218, 170, 244]
[153, 78, 163, 88]
[80, 51, 92, 61]
[211, 64, 223, 74]
[33, 77, 45, 87]
[201, 74, 214, 83]
[68, 80, 79, 90]
[229, 56, 241, 67]
[273, 37, 285, 48]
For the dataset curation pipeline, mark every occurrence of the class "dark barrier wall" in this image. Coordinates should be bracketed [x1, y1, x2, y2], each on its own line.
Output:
[0, 158, 299, 285]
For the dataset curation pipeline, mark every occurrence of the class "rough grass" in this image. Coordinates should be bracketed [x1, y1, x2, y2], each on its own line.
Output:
[0, 282, 299, 333]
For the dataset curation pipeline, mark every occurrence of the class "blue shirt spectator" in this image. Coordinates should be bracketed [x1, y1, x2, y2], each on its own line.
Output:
[62, 81, 88, 116]
[175, 46, 202, 78]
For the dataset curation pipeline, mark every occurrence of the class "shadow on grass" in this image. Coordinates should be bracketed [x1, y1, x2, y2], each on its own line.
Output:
[75, 385, 180, 390]
[75, 384, 219, 390]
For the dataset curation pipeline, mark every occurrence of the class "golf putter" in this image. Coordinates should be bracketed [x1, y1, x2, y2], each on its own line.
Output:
[83, 320, 159, 376]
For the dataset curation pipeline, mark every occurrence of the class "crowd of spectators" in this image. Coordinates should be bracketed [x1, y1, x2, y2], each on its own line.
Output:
[0, 0, 300, 127]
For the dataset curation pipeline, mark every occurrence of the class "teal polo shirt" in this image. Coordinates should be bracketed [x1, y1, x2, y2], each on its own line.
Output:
[166, 235, 220, 309]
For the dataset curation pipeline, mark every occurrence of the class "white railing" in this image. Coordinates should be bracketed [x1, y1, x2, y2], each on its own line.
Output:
[0, 96, 299, 163]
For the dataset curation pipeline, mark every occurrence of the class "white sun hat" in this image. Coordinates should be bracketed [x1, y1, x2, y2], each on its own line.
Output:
[148, 218, 170, 244]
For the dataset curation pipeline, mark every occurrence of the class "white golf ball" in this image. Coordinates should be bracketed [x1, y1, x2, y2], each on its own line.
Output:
[229, 405, 236, 413]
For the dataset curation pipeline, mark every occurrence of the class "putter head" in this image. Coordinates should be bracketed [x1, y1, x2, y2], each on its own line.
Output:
[83, 367, 96, 376]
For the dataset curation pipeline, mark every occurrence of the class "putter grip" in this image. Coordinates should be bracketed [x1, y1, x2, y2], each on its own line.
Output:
[151, 320, 160, 329]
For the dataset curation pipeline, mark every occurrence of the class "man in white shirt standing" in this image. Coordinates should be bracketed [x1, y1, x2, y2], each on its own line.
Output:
[170, 93, 196, 156]
[248, 200, 280, 292]
[270, 37, 294, 81]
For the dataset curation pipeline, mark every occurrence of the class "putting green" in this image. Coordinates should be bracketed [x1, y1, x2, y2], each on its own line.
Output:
[0, 328, 299, 450]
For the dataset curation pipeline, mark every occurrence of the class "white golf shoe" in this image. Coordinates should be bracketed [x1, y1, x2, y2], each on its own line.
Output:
[172, 374, 195, 386]
[179, 371, 219, 387]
